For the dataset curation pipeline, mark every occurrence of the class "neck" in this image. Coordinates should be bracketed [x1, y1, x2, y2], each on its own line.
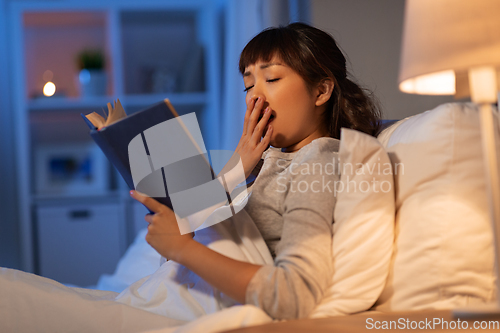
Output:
[281, 127, 329, 153]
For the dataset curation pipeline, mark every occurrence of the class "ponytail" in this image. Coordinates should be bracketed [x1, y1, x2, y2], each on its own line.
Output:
[329, 77, 381, 139]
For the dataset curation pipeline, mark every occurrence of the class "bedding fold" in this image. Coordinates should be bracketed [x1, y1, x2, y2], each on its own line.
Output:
[0, 208, 274, 332]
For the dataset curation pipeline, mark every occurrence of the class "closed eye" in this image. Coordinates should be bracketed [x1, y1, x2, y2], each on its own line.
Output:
[243, 78, 280, 92]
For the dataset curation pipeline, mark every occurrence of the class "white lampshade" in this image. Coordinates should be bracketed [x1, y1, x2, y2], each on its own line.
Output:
[399, 0, 500, 96]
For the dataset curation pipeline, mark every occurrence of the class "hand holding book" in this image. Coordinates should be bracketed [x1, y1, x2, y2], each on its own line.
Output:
[82, 99, 183, 210]
[82, 99, 253, 234]
[82, 98, 216, 213]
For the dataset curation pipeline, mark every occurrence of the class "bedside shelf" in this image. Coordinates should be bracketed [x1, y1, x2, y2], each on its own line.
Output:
[28, 96, 113, 111]
[122, 92, 207, 107]
[28, 92, 208, 111]
[10, 0, 221, 278]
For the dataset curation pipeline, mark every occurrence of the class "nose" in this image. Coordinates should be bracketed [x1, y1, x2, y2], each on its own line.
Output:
[247, 95, 269, 111]
[248, 79, 266, 103]
[248, 80, 267, 104]
[247, 93, 263, 106]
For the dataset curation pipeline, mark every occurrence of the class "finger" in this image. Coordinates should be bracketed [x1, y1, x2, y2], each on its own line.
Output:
[242, 98, 256, 136]
[247, 97, 264, 134]
[259, 124, 273, 148]
[130, 190, 165, 213]
[248, 97, 264, 131]
[145, 213, 154, 224]
[251, 107, 271, 143]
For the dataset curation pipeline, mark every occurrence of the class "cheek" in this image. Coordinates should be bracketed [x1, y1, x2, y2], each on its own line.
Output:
[274, 87, 310, 116]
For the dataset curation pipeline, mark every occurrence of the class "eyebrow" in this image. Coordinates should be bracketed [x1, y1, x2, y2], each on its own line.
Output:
[243, 62, 283, 77]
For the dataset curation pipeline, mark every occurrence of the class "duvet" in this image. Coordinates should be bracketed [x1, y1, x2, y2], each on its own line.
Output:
[0, 208, 275, 333]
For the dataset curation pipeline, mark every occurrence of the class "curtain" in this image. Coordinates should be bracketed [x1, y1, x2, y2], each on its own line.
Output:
[219, 0, 310, 150]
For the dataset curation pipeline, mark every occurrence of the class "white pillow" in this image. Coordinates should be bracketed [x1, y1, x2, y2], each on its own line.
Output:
[310, 128, 395, 317]
[375, 102, 497, 311]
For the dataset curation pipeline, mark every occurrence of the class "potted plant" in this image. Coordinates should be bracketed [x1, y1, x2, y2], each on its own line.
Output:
[76, 49, 107, 97]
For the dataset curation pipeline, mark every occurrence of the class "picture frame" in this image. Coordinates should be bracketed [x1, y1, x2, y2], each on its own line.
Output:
[35, 142, 109, 196]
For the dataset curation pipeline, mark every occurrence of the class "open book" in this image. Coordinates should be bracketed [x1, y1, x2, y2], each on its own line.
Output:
[82, 99, 195, 211]
[83, 98, 179, 130]
[83, 98, 260, 232]
[83, 99, 127, 130]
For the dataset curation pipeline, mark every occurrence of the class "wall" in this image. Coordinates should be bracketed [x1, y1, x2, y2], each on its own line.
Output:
[0, 0, 21, 269]
[311, 0, 457, 120]
[220, 0, 310, 150]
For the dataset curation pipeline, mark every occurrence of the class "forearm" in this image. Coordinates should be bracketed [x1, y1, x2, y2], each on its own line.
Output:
[172, 239, 262, 304]
[130, 190, 262, 303]
[246, 210, 334, 319]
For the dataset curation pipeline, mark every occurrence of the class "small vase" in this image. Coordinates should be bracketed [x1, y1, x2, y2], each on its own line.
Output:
[78, 69, 107, 97]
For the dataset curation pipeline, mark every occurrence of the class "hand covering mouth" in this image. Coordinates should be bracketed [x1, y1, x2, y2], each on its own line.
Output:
[258, 112, 275, 123]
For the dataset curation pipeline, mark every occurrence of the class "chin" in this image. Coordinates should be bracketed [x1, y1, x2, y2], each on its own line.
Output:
[269, 140, 286, 149]
[265, 132, 288, 149]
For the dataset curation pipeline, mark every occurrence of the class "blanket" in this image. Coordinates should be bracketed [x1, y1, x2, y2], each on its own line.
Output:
[0, 208, 276, 333]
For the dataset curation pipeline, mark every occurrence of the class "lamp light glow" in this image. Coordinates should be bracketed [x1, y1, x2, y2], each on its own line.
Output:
[43, 81, 56, 97]
[468, 66, 498, 104]
[399, 70, 456, 95]
[398, 0, 500, 97]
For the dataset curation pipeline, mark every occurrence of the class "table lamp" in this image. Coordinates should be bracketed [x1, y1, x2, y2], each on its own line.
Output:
[399, 0, 500, 316]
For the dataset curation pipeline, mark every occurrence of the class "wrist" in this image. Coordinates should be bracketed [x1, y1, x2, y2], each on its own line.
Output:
[170, 237, 197, 263]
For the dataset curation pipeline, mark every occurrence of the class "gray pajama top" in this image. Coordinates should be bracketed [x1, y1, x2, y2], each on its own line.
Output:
[243, 137, 340, 319]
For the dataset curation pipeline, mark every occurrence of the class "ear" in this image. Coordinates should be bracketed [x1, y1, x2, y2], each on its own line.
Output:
[314, 79, 334, 107]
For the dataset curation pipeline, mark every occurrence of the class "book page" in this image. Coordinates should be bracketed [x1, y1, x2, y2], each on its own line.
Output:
[105, 99, 127, 127]
[85, 99, 128, 130]
[85, 112, 106, 129]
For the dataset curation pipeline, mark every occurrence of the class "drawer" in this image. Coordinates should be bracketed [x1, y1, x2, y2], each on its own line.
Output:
[36, 203, 124, 286]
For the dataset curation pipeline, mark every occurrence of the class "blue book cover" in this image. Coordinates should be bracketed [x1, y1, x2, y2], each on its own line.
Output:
[82, 100, 175, 210]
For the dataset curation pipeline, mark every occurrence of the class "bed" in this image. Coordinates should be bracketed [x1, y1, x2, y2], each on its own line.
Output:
[0, 102, 497, 332]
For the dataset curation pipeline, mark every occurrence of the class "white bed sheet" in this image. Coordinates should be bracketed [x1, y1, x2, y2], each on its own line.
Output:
[0, 206, 276, 332]
[94, 228, 163, 293]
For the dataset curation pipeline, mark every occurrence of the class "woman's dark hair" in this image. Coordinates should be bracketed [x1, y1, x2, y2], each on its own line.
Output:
[239, 22, 381, 138]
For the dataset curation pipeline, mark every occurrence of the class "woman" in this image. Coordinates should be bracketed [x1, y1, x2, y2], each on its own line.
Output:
[130, 22, 381, 320]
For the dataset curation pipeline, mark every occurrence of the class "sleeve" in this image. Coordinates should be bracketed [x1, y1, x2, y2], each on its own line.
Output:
[245, 150, 338, 319]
